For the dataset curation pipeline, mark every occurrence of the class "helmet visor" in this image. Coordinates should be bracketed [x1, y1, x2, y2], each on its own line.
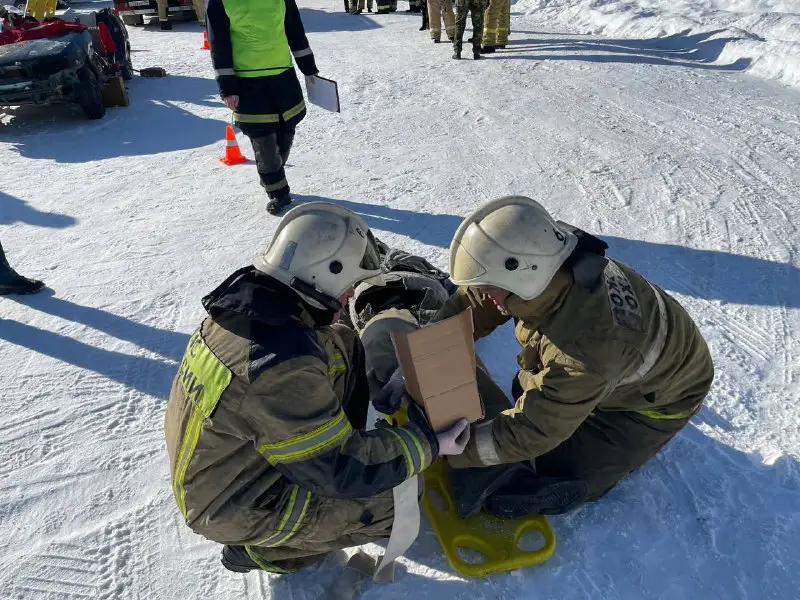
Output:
[359, 229, 382, 272]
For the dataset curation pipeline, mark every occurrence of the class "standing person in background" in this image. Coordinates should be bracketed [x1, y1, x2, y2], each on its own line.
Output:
[193, 0, 206, 23]
[426, 0, 454, 43]
[348, 0, 374, 14]
[480, 0, 510, 53]
[376, 0, 397, 13]
[452, 0, 484, 59]
[155, 0, 172, 30]
[0, 241, 44, 296]
[207, 0, 319, 215]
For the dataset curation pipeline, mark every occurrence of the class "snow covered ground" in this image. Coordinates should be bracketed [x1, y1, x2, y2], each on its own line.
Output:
[1, 0, 799, 598]
[519, 0, 800, 89]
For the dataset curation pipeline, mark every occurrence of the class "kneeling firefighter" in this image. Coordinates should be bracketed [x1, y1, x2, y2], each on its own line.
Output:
[164, 203, 470, 575]
[431, 195, 715, 517]
[207, 0, 318, 215]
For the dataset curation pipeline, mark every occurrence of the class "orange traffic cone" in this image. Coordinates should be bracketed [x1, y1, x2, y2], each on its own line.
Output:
[220, 125, 249, 166]
[201, 31, 210, 50]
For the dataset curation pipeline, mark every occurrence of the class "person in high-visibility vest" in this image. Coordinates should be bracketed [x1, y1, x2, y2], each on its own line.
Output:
[207, 0, 319, 215]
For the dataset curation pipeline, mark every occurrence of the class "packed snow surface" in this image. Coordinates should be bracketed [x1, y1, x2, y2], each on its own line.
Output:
[518, 0, 800, 88]
[1, 0, 799, 598]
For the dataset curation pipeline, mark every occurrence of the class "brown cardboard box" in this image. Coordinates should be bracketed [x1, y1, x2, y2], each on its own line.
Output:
[391, 308, 484, 431]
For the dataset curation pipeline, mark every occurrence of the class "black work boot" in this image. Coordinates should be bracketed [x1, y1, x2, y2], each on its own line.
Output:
[452, 42, 462, 59]
[485, 477, 588, 518]
[480, 45, 496, 53]
[266, 193, 292, 216]
[473, 50, 482, 59]
[0, 246, 44, 296]
[0, 272, 45, 295]
[221, 545, 260, 573]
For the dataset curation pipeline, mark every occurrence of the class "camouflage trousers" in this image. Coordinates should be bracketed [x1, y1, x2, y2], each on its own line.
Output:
[453, 0, 486, 53]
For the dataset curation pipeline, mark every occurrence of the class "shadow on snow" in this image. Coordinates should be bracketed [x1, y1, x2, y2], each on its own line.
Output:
[4, 75, 224, 163]
[0, 192, 77, 228]
[497, 29, 753, 71]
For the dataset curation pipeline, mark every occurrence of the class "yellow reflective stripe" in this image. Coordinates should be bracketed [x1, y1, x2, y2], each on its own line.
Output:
[282, 100, 306, 121]
[406, 428, 428, 470]
[253, 486, 312, 547]
[327, 350, 347, 378]
[173, 408, 205, 516]
[385, 428, 414, 478]
[171, 331, 232, 517]
[637, 407, 697, 420]
[244, 546, 291, 573]
[262, 178, 288, 192]
[258, 411, 353, 463]
[234, 112, 279, 123]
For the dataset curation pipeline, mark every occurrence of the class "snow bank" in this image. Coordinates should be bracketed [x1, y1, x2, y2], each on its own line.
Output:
[516, 0, 800, 89]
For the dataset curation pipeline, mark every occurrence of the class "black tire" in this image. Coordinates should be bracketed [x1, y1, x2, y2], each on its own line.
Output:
[76, 67, 106, 120]
[121, 42, 134, 81]
[122, 15, 144, 26]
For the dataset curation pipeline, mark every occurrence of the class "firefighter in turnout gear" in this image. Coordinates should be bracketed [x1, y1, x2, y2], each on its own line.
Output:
[165, 203, 470, 575]
[435, 196, 714, 513]
[427, 0, 455, 43]
[480, 0, 510, 52]
[206, 0, 319, 215]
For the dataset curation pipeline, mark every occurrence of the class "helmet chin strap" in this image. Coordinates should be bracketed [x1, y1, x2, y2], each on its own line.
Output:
[289, 277, 343, 312]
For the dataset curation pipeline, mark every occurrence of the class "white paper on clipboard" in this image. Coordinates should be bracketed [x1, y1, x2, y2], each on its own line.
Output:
[305, 75, 341, 113]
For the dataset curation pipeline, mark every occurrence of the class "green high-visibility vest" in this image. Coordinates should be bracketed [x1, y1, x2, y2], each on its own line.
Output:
[223, 0, 292, 78]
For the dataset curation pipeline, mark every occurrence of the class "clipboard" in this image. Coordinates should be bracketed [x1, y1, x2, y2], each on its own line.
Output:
[305, 75, 341, 113]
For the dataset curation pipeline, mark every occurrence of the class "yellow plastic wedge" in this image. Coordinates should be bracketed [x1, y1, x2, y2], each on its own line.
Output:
[25, 0, 58, 20]
[392, 410, 557, 577]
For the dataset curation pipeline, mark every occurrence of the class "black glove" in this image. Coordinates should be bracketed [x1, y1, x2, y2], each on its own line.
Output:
[371, 367, 405, 414]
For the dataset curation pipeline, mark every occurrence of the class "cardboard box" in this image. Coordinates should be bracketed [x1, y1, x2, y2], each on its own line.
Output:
[391, 308, 484, 431]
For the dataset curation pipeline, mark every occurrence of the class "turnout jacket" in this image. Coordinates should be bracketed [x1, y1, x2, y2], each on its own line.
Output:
[165, 268, 437, 546]
[436, 257, 714, 469]
[206, 0, 318, 131]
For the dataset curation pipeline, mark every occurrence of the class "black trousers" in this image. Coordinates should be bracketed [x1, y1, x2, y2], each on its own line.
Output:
[249, 125, 296, 199]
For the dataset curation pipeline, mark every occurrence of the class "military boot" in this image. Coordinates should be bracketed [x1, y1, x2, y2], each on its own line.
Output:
[452, 42, 462, 59]
[480, 45, 496, 53]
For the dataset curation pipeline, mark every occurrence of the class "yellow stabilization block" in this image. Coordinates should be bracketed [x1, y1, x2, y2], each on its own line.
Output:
[25, 0, 58, 20]
[393, 410, 556, 577]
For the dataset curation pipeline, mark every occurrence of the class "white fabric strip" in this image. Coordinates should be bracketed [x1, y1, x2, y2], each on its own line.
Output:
[475, 421, 502, 465]
[373, 476, 420, 581]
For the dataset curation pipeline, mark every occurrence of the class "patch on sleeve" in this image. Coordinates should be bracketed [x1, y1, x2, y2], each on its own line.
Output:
[603, 261, 644, 331]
